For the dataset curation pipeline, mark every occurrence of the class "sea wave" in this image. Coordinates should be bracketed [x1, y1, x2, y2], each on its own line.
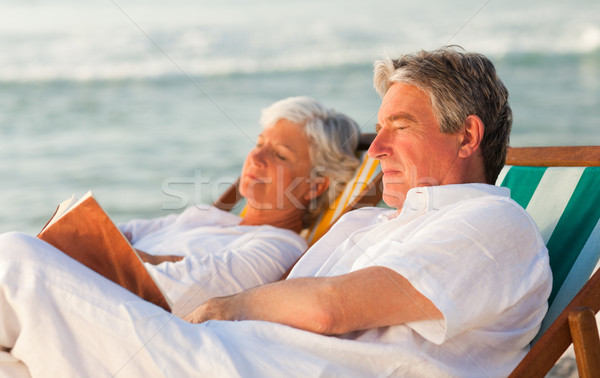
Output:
[1, 44, 598, 83]
[0, 0, 599, 82]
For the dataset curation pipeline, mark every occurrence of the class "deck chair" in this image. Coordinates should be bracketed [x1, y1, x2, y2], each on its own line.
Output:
[213, 133, 382, 247]
[495, 146, 600, 377]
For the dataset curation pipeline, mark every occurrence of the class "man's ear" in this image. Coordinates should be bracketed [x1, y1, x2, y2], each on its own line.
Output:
[304, 176, 330, 201]
[458, 115, 484, 158]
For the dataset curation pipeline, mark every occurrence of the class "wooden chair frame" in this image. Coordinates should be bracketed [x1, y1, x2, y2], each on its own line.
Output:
[506, 145, 600, 378]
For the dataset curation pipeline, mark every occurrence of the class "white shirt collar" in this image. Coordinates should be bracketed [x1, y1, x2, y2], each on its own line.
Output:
[380, 183, 510, 221]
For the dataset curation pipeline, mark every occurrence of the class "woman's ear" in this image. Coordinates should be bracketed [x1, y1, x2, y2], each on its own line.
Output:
[458, 115, 485, 158]
[304, 176, 330, 201]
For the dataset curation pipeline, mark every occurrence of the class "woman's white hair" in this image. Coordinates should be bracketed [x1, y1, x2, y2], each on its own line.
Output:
[260, 96, 360, 224]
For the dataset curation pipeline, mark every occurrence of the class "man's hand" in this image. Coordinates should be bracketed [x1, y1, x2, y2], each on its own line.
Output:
[136, 249, 184, 265]
[183, 295, 237, 323]
[180, 266, 442, 335]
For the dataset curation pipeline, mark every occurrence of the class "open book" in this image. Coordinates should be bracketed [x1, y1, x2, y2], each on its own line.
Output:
[37, 191, 172, 312]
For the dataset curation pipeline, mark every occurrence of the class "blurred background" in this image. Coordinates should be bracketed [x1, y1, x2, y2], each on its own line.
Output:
[1, 0, 599, 234]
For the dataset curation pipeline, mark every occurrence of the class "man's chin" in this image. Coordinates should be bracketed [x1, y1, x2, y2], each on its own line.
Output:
[382, 190, 407, 209]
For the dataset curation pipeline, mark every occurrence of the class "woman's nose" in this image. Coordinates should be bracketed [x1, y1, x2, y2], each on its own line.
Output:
[250, 147, 267, 167]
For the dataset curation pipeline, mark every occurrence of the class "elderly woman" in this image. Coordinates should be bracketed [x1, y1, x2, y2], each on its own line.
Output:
[117, 96, 360, 316]
[2, 96, 360, 322]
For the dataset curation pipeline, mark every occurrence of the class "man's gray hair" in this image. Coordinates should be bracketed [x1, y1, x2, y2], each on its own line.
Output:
[373, 46, 512, 184]
[261, 96, 360, 224]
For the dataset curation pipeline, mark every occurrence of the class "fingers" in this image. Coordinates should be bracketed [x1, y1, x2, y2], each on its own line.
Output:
[135, 249, 183, 265]
[123, 231, 133, 241]
[182, 297, 231, 324]
[183, 304, 207, 323]
[165, 255, 184, 263]
[136, 249, 153, 263]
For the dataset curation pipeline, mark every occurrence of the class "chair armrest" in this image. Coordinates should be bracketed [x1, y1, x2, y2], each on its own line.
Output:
[568, 307, 600, 378]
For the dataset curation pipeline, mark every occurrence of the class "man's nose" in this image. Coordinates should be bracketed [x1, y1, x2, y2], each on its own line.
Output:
[368, 130, 391, 159]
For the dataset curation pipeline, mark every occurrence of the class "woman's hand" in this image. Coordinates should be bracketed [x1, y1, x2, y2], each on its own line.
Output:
[136, 249, 184, 265]
[123, 231, 133, 242]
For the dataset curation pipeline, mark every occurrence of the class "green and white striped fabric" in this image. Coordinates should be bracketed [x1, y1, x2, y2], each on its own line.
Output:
[496, 165, 600, 342]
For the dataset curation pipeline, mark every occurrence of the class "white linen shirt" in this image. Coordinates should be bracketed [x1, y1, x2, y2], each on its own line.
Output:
[118, 205, 307, 316]
[289, 183, 552, 377]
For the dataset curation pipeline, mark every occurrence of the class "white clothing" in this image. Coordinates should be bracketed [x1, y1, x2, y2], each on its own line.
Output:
[117, 206, 307, 315]
[289, 184, 552, 376]
[0, 184, 551, 378]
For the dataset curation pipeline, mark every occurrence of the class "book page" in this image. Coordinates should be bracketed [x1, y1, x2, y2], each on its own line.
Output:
[41, 191, 95, 231]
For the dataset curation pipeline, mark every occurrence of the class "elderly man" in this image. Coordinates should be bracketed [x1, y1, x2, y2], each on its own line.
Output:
[0, 47, 550, 377]
[184, 47, 552, 375]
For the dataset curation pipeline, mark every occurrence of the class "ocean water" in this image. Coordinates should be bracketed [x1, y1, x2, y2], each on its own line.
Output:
[1, 0, 599, 235]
